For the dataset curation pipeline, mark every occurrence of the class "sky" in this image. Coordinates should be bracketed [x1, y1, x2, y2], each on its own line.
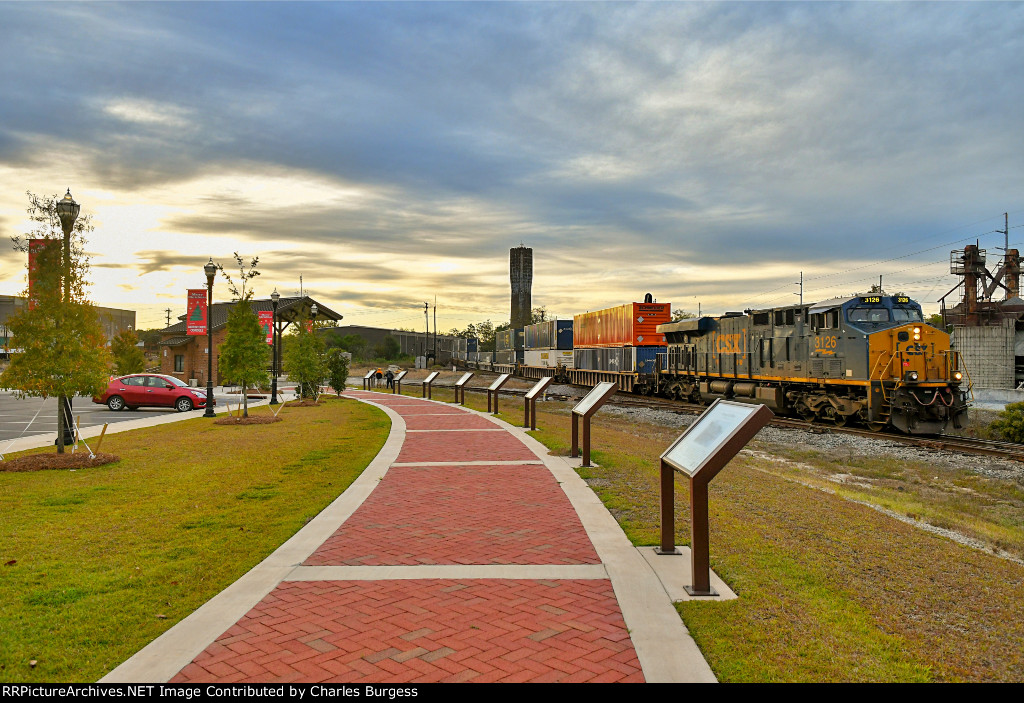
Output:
[1, 1, 1022, 332]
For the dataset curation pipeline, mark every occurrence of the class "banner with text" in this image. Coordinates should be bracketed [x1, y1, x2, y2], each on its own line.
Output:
[186, 289, 208, 336]
[258, 311, 274, 345]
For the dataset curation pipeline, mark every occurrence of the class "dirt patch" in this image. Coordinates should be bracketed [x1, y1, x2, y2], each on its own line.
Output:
[282, 400, 322, 408]
[1, 452, 120, 472]
[214, 415, 283, 425]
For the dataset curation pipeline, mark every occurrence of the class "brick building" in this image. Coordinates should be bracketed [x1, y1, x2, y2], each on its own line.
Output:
[159, 296, 342, 385]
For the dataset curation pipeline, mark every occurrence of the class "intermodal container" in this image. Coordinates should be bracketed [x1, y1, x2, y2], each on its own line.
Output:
[524, 349, 575, 369]
[573, 302, 671, 347]
[524, 320, 574, 350]
[496, 328, 525, 351]
[573, 346, 666, 373]
[467, 337, 479, 353]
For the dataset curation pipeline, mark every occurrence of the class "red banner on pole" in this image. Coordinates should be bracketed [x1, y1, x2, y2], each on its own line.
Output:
[258, 311, 274, 345]
[186, 289, 208, 335]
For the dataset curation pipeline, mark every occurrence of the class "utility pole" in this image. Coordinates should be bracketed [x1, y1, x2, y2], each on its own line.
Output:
[433, 295, 437, 363]
[794, 271, 803, 306]
[165, 308, 171, 327]
[424, 302, 429, 358]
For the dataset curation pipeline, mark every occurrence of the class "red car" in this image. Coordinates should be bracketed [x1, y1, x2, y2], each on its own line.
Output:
[93, 374, 213, 412]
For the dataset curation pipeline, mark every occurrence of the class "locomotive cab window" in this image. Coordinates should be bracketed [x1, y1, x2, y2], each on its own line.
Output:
[848, 307, 890, 323]
[892, 308, 923, 322]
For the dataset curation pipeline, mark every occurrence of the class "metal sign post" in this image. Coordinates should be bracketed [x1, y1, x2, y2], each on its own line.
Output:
[659, 399, 774, 596]
[421, 371, 440, 399]
[393, 370, 408, 395]
[524, 376, 554, 430]
[454, 372, 474, 404]
[362, 369, 375, 391]
[487, 373, 512, 414]
[570, 382, 618, 467]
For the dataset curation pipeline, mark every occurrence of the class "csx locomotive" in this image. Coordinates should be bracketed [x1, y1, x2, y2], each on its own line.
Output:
[656, 294, 970, 434]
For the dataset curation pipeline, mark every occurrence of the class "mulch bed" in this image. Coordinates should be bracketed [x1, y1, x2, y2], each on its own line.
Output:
[1, 452, 120, 473]
[213, 416, 283, 425]
[282, 400, 322, 407]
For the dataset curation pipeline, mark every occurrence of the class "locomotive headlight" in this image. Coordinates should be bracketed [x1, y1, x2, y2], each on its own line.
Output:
[913, 326, 922, 341]
[953, 371, 963, 382]
[905, 370, 919, 383]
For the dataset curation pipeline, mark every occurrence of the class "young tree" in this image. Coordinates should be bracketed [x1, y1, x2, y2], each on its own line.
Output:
[374, 335, 400, 360]
[283, 314, 327, 399]
[216, 254, 268, 417]
[671, 308, 696, 322]
[326, 348, 350, 396]
[111, 328, 145, 375]
[0, 192, 111, 453]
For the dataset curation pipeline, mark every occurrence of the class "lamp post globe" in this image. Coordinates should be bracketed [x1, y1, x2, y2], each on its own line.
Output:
[203, 259, 217, 418]
[270, 288, 280, 405]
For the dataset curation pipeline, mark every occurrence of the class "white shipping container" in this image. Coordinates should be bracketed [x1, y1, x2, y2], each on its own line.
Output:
[524, 349, 575, 369]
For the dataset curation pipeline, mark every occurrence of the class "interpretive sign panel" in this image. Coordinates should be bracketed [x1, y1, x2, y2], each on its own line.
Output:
[573, 382, 617, 416]
[662, 400, 764, 478]
[455, 373, 474, 387]
[488, 373, 512, 391]
[525, 376, 554, 400]
[423, 371, 440, 384]
[659, 398, 774, 595]
[570, 382, 619, 467]
[394, 371, 408, 382]
[523, 376, 554, 430]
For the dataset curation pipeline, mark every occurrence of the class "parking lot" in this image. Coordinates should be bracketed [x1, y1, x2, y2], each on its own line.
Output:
[0, 389, 245, 444]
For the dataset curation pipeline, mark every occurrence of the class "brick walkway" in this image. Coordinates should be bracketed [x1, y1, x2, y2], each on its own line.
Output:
[168, 390, 644, 683]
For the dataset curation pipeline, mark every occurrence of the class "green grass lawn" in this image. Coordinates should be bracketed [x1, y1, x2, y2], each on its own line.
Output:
[458, 391, 1024, 682]
[0, 399, 389, 683]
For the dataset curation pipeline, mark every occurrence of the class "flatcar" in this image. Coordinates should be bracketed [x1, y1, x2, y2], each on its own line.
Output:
[656, 294, 970, 434]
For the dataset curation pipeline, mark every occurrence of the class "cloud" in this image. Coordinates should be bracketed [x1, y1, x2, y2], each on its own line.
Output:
[1, 2, 1022, 321]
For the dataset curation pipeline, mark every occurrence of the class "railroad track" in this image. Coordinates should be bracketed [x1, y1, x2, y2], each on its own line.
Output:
[452, 371, 1024, 463]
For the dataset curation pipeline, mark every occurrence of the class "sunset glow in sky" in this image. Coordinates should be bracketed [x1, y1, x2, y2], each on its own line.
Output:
[1, 2, 1022, 331]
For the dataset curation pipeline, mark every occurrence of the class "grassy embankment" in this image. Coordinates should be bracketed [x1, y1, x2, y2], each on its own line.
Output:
[370, 381, 1024, 682]
[0, 399, 389, 683]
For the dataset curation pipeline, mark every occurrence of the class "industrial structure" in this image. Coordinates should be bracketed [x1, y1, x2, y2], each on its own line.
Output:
[510, 245, 533, 330]
[941, 232, 1024, 389]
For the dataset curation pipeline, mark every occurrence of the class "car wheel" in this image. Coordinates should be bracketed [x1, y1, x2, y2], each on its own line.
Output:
[175, 397, 194, 412]
[107, 395, 125, 411]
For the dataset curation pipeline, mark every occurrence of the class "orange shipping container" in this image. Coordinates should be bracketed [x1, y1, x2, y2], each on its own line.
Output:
[573, 302, 671, 347]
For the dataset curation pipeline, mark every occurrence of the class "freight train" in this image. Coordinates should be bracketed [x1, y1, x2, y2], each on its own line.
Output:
[458, 293, 971, 434]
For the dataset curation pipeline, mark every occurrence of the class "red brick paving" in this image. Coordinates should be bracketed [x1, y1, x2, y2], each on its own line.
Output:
[171, 580, 643, 683]
[305, 464, 599, 565]
[396, 430, 537, 463]
[168, 392, 642, 683]
[403, 414, 500, 430]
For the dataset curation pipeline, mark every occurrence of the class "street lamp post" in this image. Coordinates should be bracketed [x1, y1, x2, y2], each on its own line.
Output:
[270, 288, 280, 405]
[54, 189, 80, 451]
[309, 303, 318, 398]
[204, 259, 217, 418]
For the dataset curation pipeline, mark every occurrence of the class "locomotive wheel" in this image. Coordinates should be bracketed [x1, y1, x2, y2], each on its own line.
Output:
[833, 413, 849, 427]
[866, 421, 886, 432]
[797, 405, 816, 422]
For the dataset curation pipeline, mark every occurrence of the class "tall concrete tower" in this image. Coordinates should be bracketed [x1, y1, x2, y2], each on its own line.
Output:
[510, 246, 533, 329]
